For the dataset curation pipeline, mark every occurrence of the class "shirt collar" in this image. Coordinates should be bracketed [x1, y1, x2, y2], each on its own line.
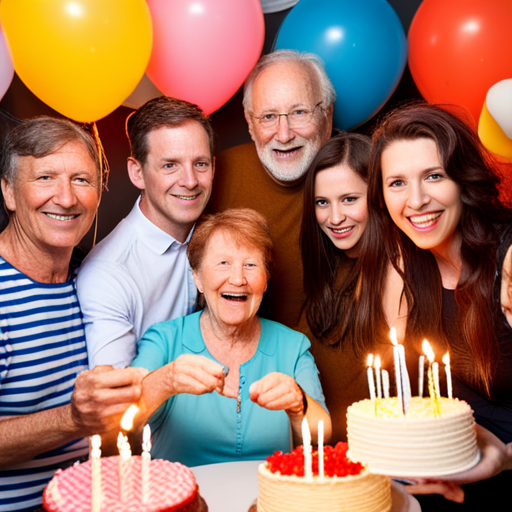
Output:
[128, 196, 194, 255]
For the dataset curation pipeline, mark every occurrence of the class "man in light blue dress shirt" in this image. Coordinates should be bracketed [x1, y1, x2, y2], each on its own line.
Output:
[77, 97, 215, 368]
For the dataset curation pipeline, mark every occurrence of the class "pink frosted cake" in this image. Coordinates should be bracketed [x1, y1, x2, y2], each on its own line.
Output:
[43, 455, 207, 512]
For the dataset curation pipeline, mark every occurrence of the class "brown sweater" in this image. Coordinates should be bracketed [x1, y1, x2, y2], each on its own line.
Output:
[208, 142, 305, 330]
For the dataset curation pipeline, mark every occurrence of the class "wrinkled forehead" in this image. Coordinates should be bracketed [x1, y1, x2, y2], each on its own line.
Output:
[249, 62, 321, 114]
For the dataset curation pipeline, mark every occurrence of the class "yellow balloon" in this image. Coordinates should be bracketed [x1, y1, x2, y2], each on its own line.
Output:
[0, 0, 152, 122]
[479, 101, 512, 160]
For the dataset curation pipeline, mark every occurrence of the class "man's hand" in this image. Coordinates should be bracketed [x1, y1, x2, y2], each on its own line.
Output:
[70, 365, 148, 436]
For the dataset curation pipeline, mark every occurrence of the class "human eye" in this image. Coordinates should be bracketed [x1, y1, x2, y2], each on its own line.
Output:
[315, 198, 328, 207]
[291, 108, 308, 117]
[342, 196, 358, 203]
[426, 172, 444, 181]
[163, 162, 177, 170]
[259, 113, 277, 124]
[388, 179, 405, 188]
[195, 161, 210, 170]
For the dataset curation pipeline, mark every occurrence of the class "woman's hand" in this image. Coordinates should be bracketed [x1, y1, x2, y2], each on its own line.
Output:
[405, 425, 508, 503]
[249, 372, 304, 415]
[165, 355, 225, 396]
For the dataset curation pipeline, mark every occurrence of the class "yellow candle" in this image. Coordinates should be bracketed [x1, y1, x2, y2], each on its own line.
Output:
[422, 340, 440, 417]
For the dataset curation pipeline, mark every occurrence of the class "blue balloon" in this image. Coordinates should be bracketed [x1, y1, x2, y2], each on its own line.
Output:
[275, 0, 407, 130]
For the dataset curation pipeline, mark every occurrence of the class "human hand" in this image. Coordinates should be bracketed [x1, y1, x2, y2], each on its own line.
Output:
[249, 372, 304, 416]
[166, 355, 225, 396]
[70, 365, 148, 436]
[405, 425, 506, 503]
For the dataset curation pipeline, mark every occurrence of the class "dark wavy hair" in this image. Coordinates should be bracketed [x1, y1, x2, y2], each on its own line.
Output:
[354, 102, 512, 395]
[301, 132, 370, 347]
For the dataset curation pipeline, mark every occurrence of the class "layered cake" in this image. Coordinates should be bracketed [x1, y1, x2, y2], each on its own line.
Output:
[257, 442, 391, 512]
[347, 396, 480, 477]
[43, 455, 207, 512]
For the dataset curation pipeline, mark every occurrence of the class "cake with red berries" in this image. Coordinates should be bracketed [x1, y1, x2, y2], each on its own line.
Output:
[257, 443, 391, 512]
[43, 455, 207, 512]
[347, 396, 479, 477]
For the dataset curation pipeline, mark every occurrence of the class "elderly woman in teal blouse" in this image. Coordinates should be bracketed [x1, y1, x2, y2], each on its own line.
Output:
[132, 208, 330, 466]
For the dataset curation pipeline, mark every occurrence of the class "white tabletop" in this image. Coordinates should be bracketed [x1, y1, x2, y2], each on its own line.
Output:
[192, 460, 421, 512]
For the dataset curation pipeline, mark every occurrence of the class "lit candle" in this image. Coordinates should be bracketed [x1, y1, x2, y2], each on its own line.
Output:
[318, 420, 324, 480]
[90, 435, 102, 512]
[118, 432, 132, 502]
[366, 354, 376, 402]
[422, 340, 439, 416]
[142, 425, 151, 504]
[374, 355, 382, 399]
[120, 404, 140, 431]
[382, 370, 390, 399]
[443, 352, 452, 399]
[390, 328, 403, 412]
[433, 362, 440, 400]
[418, 355, 425, 398]
[301, 417, 312, 481]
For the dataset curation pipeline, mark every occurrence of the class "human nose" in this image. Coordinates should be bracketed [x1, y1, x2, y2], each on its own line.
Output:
[330, 203, 346, 225]
[53, 179, 77, 208]
[406, 182, 430, 210]
[180, 164, 199, 190]
[274, 115, 294, 144]
[228, 264, 247, 286]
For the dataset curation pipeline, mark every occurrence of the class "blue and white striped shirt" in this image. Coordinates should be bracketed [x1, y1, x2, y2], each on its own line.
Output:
[0, 258, 89, 511]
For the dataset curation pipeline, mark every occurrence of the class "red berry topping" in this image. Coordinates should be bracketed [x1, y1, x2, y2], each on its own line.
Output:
[266, 442, 363, 477]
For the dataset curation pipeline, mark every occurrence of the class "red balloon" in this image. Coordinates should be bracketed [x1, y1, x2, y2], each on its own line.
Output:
[146, 0, 264, 115]
[408, 0, 512, 125]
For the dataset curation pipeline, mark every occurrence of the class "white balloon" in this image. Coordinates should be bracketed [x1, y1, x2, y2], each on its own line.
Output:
[0, 27, 14, 101]
[486, 78, 512, 139]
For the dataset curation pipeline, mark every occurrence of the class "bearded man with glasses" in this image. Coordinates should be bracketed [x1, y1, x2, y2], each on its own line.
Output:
[208, 49, 335, 331]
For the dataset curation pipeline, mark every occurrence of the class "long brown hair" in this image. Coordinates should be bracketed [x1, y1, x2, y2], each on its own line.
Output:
[301, 132, 370, 348]
[355, 102, 512, 395]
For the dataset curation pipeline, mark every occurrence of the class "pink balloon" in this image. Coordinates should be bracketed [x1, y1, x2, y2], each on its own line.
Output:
[146, 0, 264, 115]
[0, 27, 14, 101]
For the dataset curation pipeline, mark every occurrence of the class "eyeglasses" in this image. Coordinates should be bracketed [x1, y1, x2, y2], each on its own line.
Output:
[250, 102, 324, 129]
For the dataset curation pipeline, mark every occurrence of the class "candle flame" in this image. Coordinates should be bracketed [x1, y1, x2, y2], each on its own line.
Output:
[120, 404, 139, 431]
[374, 355, 381, 369]
[422, 339, 435, 363]
[366, 353, 374, 367]
[442, 352, 450, 365]
[389, 327, 398, 346]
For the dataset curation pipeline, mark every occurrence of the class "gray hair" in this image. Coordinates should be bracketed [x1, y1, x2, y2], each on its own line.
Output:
[0, 116, 101, 185]
[243, 49, 336, 112]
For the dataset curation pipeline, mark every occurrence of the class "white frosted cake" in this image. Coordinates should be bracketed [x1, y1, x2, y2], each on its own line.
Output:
[257, 443, 391, 512]
[347, 397, 479, 477]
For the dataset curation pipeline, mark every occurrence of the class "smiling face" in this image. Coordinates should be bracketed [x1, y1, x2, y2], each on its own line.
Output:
[314, 163, 368, 258]
[381, 138, 463, 257]
[128, 120, 214, 242]
[246, 61, 332, 185]
[193, 229, 268, 329]
[1, 141, 100, 254]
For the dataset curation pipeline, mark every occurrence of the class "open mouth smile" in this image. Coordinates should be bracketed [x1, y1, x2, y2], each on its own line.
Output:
[44, 213, 79, 221]
[272, 146, 302, 158]
[408, 212, 442, 229]
[221, 293, 248, 302]
[173, 194, 200, 200]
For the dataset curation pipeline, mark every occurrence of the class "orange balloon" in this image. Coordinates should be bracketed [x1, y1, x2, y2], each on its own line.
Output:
[0, 0, 153, 122]
[408, 0, 512, 126]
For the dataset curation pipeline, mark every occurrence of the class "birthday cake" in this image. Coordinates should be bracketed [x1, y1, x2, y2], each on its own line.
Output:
[43, 455, 207, 512]
[257, 442, 391, 512]
[346, 396, 479, 477]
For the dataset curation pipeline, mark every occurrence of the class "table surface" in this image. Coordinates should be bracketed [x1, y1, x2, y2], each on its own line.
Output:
[192, 460, 422, 512]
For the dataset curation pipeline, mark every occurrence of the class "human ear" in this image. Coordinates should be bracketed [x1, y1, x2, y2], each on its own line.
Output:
[127, 157, 146, 191]
[1, 178, 16, 213]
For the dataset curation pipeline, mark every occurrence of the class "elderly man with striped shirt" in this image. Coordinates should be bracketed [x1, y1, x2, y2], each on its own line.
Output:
[0, 117, 146, 512]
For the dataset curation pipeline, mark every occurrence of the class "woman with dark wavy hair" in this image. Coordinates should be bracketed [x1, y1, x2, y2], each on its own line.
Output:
[300, 132, 405, 443]
[356, 102, 512, 508]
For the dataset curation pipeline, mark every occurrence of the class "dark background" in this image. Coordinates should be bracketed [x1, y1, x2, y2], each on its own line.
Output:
[0, 0, 423, 250]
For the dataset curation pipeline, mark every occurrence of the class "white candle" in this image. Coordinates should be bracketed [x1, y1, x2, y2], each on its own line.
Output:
[390, 328, 403, 412]
[443, 352, 452, 399]
[422, 340, 439, 416]
[418, 355, 425, 398]
[142, 425, 152, 504]
[366, 354, 376, 402]
[301, 418, 312, 481]
[91, 435, 102, 512]
[382, 370, 390, 399]
[318, 420, 324, 480]
[398, 344, 411, 413]
[433, 362, 440, 399]
[374, 355, 382, 399]
[118, 432, 132, 503]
